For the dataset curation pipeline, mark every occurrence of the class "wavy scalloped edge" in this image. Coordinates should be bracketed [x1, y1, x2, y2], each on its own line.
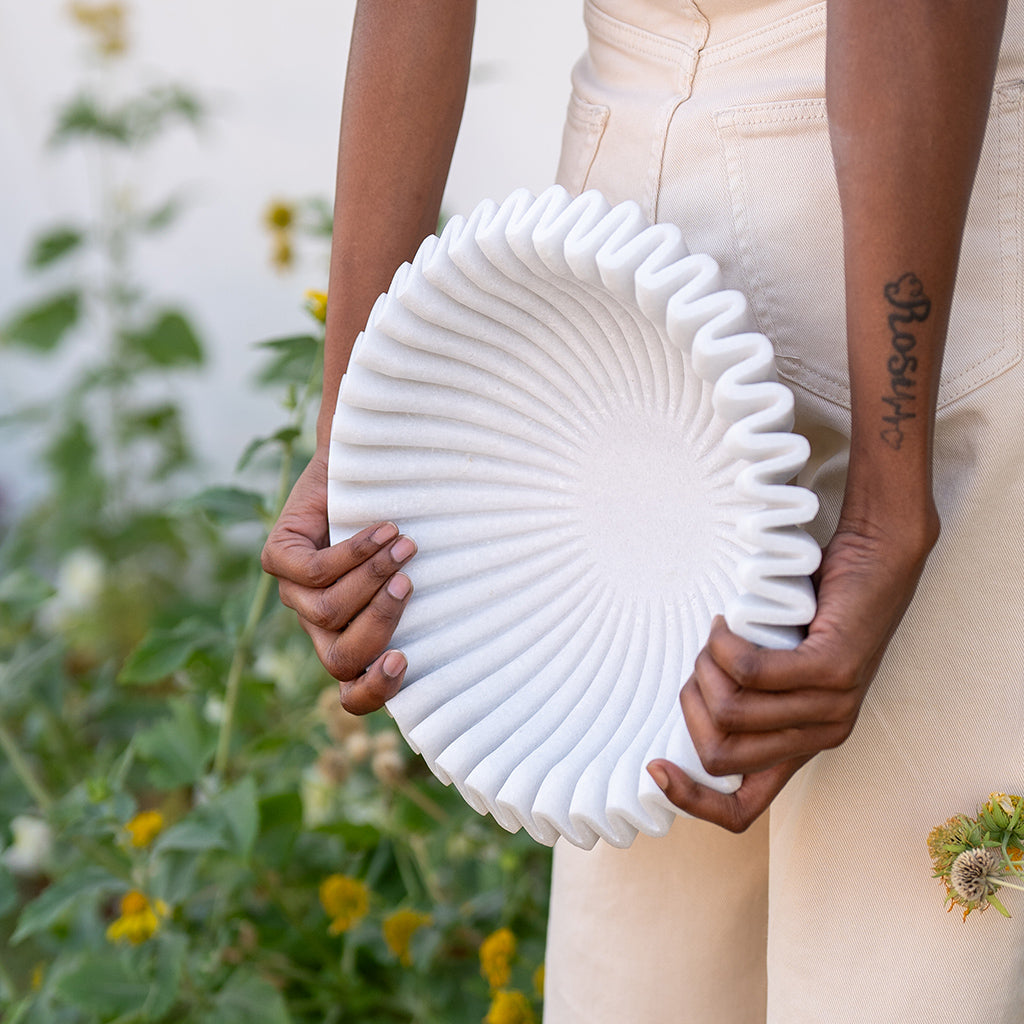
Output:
[328, 185, 821, 848]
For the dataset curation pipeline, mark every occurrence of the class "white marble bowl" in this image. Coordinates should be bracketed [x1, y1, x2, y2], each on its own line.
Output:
[328, 186, 820, 849]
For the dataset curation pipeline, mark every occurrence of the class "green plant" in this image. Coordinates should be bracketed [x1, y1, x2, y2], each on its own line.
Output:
[0, 6, 549, 1022]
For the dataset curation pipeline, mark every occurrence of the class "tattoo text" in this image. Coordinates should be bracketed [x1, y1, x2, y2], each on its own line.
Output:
[880, 272, 931, 450]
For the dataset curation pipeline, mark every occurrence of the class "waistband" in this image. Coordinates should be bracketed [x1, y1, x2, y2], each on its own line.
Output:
[583, 0, 826, 98]
[585, 0, 824, 54]
[585, 0, 1023, 82]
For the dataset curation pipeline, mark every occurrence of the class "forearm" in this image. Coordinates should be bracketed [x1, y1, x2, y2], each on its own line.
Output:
[316, 0, 476, 444]
[826, 0, 1006, 541]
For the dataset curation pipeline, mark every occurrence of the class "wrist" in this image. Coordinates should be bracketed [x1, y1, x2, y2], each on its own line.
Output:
[316, 415, 334, 451]
[836, 475, 940, 566]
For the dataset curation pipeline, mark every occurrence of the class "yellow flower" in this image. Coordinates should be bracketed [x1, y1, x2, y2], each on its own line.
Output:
[31, 962, 45, 991]
[264, 200, 295, 232]
[382, 909, 431, 966]
[68, 2, 127, 56]
[304, 289, 328, 324]
[480, 927, 516, 991]
[532, 963, 545, 998]
[124, 809, 164, 848]
[484, 989, 536, 1024]
[319, 874, 369, 935]
[271, 235, 294, 271]
[106, 890, 168, 945]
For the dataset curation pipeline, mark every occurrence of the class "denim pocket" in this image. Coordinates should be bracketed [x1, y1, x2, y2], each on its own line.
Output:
[715, 82, 1024, 409]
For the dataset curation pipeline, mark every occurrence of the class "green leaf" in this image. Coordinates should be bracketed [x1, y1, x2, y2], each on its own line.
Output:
[151, 849, 200, 906]
[1, 291, 80, 351]
[118, 402, 180, 437]
[140, 195, 184, 233]
[213, 777, 259, 859]
[124, 86, 204, 146]
[123, 310, 204, 368]
[27, 227, 84, 269]
[12, 866, 120, 944]
[52, 94, 131, 145]
[254, 334, 319, 387]
[55, 952, 151, 1017]
[52, 87, 203, 149]
[45, 417, 104, 511]
[235, 428, 301, 473]
[988, 892, 1012, 918]
[315, 821, 382, 850]
[256, 793, 302, 867]
[135, 699, 216, 788]
[118, 619, 218, 684]
[146, 932, 186, 1018]
[0, 569, 55, 626]
[184, 486, 269, 525]
[0, 862, 18, 917]
[117, 403, 192, 479]
[213, 969, 292, 1024]
[153, 818, 231, 854]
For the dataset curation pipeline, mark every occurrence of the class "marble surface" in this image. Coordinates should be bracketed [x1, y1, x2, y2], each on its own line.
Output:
[328, 186, 821, 848]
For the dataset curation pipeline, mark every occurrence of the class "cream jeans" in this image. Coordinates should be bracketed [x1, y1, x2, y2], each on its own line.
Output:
[544, 2, 1024, 1021]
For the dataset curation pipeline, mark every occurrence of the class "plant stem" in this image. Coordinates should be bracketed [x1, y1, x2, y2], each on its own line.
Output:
[0, 956, 20, 1004]
[992, 876, 1024, 894]
[212, 330, 323, 779]
[213, 433, 295, 778]
[212, 568, 275, 778]
[396, 780, 449, 825]
[407, 833, 445, 905]
[0, 717, 53, 812]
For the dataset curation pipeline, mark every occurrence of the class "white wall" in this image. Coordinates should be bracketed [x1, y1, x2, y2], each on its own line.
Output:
[0, 0, 586, 509]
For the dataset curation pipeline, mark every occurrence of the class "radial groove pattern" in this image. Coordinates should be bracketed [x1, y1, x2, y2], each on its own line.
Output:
[328, 185, 821, 849]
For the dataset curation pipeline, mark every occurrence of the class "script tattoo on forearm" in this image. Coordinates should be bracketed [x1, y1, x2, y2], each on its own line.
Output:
[880, 272, 931, 450]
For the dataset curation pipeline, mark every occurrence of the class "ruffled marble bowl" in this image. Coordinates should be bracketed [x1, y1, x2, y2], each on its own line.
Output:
[328, 185, 820, 849]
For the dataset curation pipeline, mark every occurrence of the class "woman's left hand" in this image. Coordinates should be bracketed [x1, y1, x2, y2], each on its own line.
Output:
[647, 509, 938, 832]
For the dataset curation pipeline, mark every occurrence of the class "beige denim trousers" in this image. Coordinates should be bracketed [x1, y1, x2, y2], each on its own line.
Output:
[543, 2, 1024, 1022]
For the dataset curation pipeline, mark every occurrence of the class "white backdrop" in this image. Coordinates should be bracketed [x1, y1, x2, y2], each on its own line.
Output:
[0, 0, 586, 509]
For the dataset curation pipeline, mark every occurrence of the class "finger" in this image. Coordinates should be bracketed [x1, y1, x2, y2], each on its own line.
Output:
[681, 676, 848, 775]
[705, 616, 858, 694]
[646, 757, 805, 833]
[263, 520, 401, 588]
[338, 649, 408, 715]
[278, 534, 416, 630]
[692, 648, 859, 734]
[300, 571, 413, 682]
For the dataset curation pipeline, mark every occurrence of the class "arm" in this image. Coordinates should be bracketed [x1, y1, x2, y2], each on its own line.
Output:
[262, 0, 477, 711]
[649, 0, 1008, 830]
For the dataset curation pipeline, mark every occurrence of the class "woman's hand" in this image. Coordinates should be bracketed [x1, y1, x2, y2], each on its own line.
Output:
[647, 508, 939, 832]
[261, 446, 416, 714]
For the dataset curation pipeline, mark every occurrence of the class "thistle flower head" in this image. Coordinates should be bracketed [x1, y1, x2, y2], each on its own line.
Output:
[950, 847, 1001, 904]
[929, 792, 1024, 921]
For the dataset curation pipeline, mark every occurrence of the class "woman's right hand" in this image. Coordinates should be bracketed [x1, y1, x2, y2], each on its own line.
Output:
[261, 445, 416, 714]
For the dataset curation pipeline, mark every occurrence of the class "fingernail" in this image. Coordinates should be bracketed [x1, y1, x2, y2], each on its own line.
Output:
[371, 522, 399, 544]
[382, 650, 407, 679]
[390, 536, 416, 562]
[386, 572, 411, 600]
[647, 763, 669, 792]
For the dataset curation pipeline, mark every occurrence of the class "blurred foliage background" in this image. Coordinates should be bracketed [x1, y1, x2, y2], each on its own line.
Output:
[0, 6, 550, 1022]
